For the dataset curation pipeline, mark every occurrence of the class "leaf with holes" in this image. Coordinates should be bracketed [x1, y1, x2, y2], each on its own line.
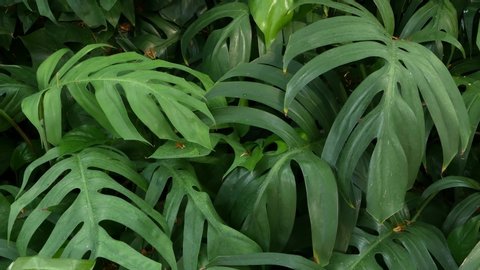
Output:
[8, 146, 176, 270]
[21, 44, 214, 149]
[142, 161, 261, 270]
[181, 2, 252, 80]
[328, 214, 457, 269]
[285, 0, 470, 221]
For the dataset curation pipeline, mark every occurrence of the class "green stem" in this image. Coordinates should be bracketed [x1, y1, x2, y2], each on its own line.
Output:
[0, 109, 34, 153]
[411, 194, 436, 223]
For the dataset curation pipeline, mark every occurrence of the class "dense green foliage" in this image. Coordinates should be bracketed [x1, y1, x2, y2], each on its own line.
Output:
[1, 0, 480, 269]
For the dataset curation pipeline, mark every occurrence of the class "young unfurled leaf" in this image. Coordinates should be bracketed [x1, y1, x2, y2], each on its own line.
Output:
[249, 0, 294, 48]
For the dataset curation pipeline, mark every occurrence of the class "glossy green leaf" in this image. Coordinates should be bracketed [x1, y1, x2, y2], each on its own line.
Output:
[8, 256, 94, 270]
[249, 0, 294, 48]
[285, 1, 470, 221]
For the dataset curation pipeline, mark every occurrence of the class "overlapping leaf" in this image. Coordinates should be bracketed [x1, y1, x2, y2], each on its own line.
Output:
[284, 0, 470, 221]
[207, 53, 339, 138]
[8, 146, 176, 270]
[142, 161, 261, 270]
[215, 140, 338, 266]
[181, 2, 252, 80]
[400, 0, 462, 59]
[328, 214, 457, 269]
[21, 44, 214, 149]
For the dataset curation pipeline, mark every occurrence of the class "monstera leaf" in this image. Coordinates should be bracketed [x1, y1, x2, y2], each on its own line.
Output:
[8, 146, 176, 270]
[20, 44, 214, 149]
[215, 146, 338, 266]
[181, 2, 252, 80]
[142, 161, 262, 270]
[284, 0, 470, 221]
[328, 216, 457, 269]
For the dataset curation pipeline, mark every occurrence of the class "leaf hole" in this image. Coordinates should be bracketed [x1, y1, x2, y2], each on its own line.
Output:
[458, 84, 467, 93]
[347, 245, 360, 254]
[263, 142, 278, 153]
[374, 253, 389, 269]
[398, 59, 407, 69]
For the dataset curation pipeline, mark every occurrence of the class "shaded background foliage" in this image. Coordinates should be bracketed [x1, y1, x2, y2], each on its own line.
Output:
[0, 0, 480, 269]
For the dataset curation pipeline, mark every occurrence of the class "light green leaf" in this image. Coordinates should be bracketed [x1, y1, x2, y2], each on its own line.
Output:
[23, 45, 214, 149]
[249, 0, 294, 48]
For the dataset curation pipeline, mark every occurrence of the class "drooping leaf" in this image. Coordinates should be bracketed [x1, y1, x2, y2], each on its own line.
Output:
[21, 44, 214, 149]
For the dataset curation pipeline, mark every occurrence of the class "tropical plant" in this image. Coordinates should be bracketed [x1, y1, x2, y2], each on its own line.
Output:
[1, 0, 480, 269]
